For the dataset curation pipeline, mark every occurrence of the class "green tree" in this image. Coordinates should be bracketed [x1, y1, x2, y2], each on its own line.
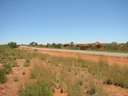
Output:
[52, 43, 56, 48]
[8, 42, 18, 48]
[56, 43, 63, 48]
[46, 43, 50, 47]
[70, 42, 74, 47]
[29, 42, 38, 46]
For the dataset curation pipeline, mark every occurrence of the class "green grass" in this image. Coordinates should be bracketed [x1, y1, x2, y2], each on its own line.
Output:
[0, 69, 7, 83]
[20, 81, 53, 96]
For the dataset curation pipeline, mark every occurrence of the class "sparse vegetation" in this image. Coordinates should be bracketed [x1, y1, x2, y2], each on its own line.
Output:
[33, 41, 128, 52]
[20, 82, 52, 96]
[0, 44, 128, 96]
[29, 56, 109, 96]
[87, 60, 128, 88]
[0, 45, 36, 84]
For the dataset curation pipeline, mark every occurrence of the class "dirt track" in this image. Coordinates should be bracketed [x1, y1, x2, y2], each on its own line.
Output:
[20, 46, 128, 65]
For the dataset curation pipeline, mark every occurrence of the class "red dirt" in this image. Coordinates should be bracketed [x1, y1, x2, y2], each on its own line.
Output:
[26, 47, 128, 66]
[0, 59, 32, 96]
[40, 50, 128, 65]
[0, 63, 3, 69]
[104, 85, 128, 96]
[53, 88, 68, 96]
[0, 47, 128, 96]
[19, 47, 128, 96]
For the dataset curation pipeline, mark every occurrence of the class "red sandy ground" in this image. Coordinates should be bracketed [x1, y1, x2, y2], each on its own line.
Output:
[39, 50, 128, 66]
[53, 88, 68, 96]
[0, 59, 32, 96]
[21, 46, 128, 66]
[20, 47, 128, 96]
[0, 47, 128, 96]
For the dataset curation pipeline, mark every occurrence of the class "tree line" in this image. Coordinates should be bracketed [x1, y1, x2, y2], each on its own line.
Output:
[6, 41, 128, 52]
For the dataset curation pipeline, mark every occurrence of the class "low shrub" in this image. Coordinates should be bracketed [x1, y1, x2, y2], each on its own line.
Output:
[0, 69, 7, 83]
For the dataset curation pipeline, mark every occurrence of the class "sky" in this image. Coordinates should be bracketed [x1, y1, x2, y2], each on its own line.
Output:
[0, 0, 128, 44]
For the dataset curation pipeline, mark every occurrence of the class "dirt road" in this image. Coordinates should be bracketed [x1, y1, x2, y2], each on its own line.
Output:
[20, 46, 128, 65]
[20, 46, 128, 57]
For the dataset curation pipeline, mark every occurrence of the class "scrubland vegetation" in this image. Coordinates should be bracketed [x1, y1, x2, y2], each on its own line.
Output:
[0, 45, 33, 83]
[0, 45, 128, 96]
[29, 41, 128, 53]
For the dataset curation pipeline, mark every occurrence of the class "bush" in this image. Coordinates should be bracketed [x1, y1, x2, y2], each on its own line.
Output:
[0, 69, 7, 83]
[20, 82, 52, 96]
[8, 42, 18, 48]
[29, 42, 38, 46]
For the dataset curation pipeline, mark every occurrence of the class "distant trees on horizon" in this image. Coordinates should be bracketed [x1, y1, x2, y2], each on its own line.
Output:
[8, 42, 18, 48]
[4, 41, 128, 52]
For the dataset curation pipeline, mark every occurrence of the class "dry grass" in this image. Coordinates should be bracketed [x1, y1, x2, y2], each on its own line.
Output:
[0, 45, 128, 96]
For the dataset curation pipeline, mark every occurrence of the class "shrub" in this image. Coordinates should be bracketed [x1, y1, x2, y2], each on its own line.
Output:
[29, 42, 38, 46]
[0, 69, 7, 83]
[8, 42, 18, 48]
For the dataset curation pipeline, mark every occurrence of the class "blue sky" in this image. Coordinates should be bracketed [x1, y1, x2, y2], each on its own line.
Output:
[0, 0, 128, 44]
